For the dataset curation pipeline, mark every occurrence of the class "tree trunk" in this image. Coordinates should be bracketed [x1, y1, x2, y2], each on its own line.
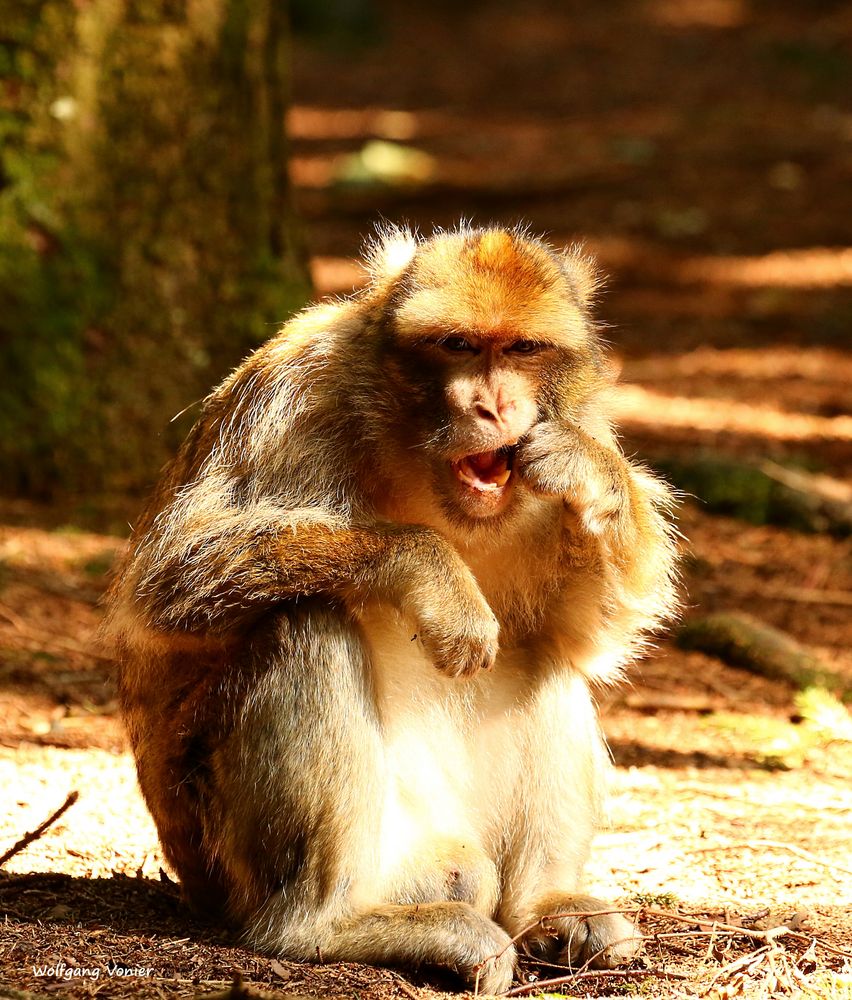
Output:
[0, 0, 311, 497]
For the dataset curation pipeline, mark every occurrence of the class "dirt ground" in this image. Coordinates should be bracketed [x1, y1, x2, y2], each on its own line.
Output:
[1, 1, 851, 998]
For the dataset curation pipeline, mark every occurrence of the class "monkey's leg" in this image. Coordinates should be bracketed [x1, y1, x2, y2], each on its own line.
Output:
[497, 672, 641, 970]
[205, 602, 515, 993]
[305, 902, 516, 994]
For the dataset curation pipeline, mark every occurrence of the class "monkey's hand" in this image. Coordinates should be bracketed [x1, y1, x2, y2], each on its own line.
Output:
[517, 420, 630, 532]
[409, 573, 500, 679]
[388, 534, 500, 678]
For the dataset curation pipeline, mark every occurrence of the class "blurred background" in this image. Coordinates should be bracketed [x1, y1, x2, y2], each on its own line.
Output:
[2, 0, 851, 503]
[1, 2, 851, 994]
[5, 0, 851, 675]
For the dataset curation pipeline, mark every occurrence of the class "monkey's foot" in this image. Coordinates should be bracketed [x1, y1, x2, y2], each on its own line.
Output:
[436, 905, 516, 994]
[521, 894, 642, 969]
[276, 901, 517, 996]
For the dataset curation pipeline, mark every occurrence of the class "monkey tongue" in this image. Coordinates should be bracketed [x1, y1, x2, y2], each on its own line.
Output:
[454, 450, 512, 492]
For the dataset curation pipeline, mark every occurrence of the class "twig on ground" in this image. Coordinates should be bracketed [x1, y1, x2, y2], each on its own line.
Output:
[704, 945, 772, 993]
[473, 908, 631, 997]
[472, 906, 641, 995]
[640, 907, 852, 961]
[690, 839, 852, 878]
[504, 967, 691, 997]
[674, 784, 851, 814]
[0, 791, 80, 868]
[0, 602, 110, 661]
[473, 902, 852, 996]
[392, 975, 420, 1000]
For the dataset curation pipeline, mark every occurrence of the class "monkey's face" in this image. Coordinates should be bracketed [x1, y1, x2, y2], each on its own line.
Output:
[378, 230, 600, 522]
[387, 333, 544, 520]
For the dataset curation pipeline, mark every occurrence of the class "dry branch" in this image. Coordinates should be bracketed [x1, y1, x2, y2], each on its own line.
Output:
[504, 966, 691, 997]
[690, 838, 852, 878]
[676, 611, 851, 696]
[640, 907, 852, 961]
[473, 902, 852, 995]
[0, 791, 79, 868]
[653, 452, 852, 535]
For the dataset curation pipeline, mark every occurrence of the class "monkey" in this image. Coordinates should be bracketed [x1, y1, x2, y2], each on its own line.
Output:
[105, 225, 679, 995]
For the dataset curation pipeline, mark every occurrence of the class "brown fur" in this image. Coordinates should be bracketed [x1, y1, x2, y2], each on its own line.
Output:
[105, 224, 679, 994]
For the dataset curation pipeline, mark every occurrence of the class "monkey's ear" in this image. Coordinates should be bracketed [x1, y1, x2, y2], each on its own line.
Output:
[561, 244, 604, 311]
[363, 225, 418, 297]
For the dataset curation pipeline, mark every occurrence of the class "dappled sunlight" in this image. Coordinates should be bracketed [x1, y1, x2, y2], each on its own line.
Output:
[583, 236, 852, 292]
[6, 0, 852, 994]
[0, 747, 163, 879]
[589, 762, 852, 910]
[288, 105, 677, 195]
[621, 347, 852, 420]
[676, 247, 852, 289]
[625, 347, 852, 383]
[0, 521, 120, 750]
[288, 106, 421, 141]
[645, 0, 749, 30]
[289, 104, 674, 145]
[613, 385, 852, 441]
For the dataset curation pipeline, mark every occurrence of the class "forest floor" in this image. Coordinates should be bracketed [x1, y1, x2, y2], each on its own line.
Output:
[2, 1, 851, 998]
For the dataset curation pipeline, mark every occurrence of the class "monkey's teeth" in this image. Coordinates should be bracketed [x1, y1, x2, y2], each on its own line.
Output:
[454, 452, 512, 492]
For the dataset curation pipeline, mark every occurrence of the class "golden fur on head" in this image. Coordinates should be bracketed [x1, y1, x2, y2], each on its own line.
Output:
[105, 222, 679, 994]
[364, 224, 602, 347]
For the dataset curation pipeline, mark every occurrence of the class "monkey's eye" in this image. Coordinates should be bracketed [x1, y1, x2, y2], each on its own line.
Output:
[441, 336, 476, 353]
[507, 340, 540, 354]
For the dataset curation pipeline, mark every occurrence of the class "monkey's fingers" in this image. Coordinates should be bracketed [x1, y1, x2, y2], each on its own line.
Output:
[435, 635, 498, 678]
[516, 421, 584, 496]
[418, 615, 499, 678]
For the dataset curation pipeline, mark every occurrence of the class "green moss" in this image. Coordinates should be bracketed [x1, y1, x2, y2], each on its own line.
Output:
[677, 612, 850, 698]
[0, 0, 311, 498]
[654, 453, 851, 536]
[632, 890, 679, 909]
[701, 689, 852, 770]
[78, 552, 116, 578]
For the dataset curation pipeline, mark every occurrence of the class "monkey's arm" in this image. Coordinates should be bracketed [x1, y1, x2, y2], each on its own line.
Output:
[517, 420, 679, 665]
[123, 508, 498, 677]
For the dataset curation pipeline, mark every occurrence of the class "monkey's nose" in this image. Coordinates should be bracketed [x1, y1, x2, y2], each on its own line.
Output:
[475, 398, 516, 427]
[475, 401, 500, 423]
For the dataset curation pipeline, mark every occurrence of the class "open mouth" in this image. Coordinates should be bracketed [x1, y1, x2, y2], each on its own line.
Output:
[451, 446, 515, 493]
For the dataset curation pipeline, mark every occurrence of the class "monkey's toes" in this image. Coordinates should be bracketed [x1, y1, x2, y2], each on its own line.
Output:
[469, 952, 515, 995]
[559, 908, 642, 969]
[462, 940, 516, 996]
[522, 896, 642, 971]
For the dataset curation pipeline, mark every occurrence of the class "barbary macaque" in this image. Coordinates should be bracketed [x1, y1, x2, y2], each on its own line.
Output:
[106, 225, 679, 993]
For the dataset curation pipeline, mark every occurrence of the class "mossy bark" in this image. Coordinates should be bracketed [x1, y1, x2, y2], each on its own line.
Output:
[677, 612, 850, 699]
[653, 453, 852, 537]
[0, 0, 311, 496]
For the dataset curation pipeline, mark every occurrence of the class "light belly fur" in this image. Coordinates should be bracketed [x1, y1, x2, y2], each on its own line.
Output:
[357, 600, 608, 914]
